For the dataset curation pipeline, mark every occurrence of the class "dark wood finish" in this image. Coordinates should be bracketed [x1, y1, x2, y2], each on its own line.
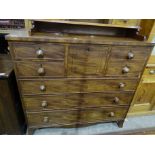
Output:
[110, 46, 152, 60]
[12, 42, 65, 60]
[106, 59, 145, 77]
[0, 54, 26, 134]
[79, 107, 128, 124]
[15, 61, 65, 77]
[116, 120, 125, 128]
[30, 20, 137, 37]
[6, 21, 154, 134]
[23, 92, 134, 111]
[27, 110, 78, 127]
[67, 45, 108, 77]
[6, 32, 154, 46]
[19, 78, 138, 95]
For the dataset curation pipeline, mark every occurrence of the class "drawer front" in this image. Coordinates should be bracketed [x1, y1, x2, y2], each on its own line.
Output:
[24, 94, 80, 111]
[67, 45, 108, 77]
[23, 92, 133, 111]
[79, 107, 128, 124]
[82, 92, 133, 107]
[110, 46, 151, 60]
[11, 42, 65, 60]
[27, 110, 78, 127]
[19, 79, 138, 94]
[15, 61, 64, 77]
[112, 19, 140, 26]
[106, 60, 145, 77]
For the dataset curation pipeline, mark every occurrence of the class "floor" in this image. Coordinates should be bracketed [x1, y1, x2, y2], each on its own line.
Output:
[33, 114, 155, 135]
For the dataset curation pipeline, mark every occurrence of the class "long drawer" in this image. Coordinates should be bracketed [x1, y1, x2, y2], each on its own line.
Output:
[11, 42, 65, 60]
[27, 107, 128, 127]
[15, 61, 65, 77]
[19, 78, 138, 94]
[79, 107, 128, 124]
[27, 110, 78, 127]
[23, 92, 134, 111]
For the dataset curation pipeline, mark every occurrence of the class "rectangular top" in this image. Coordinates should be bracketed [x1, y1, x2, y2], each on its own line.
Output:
[6, 30, 154, 46]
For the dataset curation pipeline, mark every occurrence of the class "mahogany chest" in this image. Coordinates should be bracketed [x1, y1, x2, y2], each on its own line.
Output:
[6, 20, 154, 134]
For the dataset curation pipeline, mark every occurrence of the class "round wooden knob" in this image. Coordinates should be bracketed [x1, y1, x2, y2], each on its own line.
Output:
[122, 66, 130, 73]
[119, 83, 125, 88]
[37, 67, 45, 76]
[41, 101, 48, 107]
[43, 116, 49, 123]
[109, 112, 115, 117]
[40, 85, 46, 91]
[36, 49, 44, 58]
[127, 52, 134, 59]
[113, 97, 119, 103]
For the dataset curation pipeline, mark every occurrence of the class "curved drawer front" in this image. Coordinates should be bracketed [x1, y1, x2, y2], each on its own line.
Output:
[106, 60, 145, 77]
[19, 78, 138, 95]
[110, 46, 151, 60]
[15, 61, 65, 77]
[23, 92, 133, 111]
[12, 42, 65, 60]
[79, 107, 128, 124]
[27, 110, 78, 127]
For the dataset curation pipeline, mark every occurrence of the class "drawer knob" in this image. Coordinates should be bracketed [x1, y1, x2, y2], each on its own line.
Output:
[41, 101, 48, 107]
[119, 83, 125, 88]
[38, 67, 45, 76]
[149, 70, 155, 74]
[128, 52, 134, 59]
[43, 116, 49, 123]
[113, 97, 119, 103]
[109, 112, 115, 117]
[122, 66, 130, 73]
[40, 85, 46, 91]
[36, 49, 44, 58]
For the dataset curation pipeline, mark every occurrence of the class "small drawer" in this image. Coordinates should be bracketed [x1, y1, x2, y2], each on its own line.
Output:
[106, 59, 145, 77]
[27, 110, 78, 127]
[19, 78, 138, 95]
[110, 46, 151, 60]
[112, 19, 140, 26]
[67, 44, 108, 77]
[11, 42, 65, 60]
[79, 107, 128, 124]
[15, 61, 65, 77]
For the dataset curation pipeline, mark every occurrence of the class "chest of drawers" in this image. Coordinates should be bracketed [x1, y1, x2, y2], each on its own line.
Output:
[6, 21, 154, 134]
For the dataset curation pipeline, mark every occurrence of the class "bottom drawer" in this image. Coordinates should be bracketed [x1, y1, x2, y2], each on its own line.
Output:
[79, 107, 128, 124]
[27, 110, 78, 127]
[27, 107, 128, 127]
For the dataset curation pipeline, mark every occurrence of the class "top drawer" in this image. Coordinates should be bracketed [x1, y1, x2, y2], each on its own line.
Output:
[110, 46, 152, 60]
[10, 42, 65, 60]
